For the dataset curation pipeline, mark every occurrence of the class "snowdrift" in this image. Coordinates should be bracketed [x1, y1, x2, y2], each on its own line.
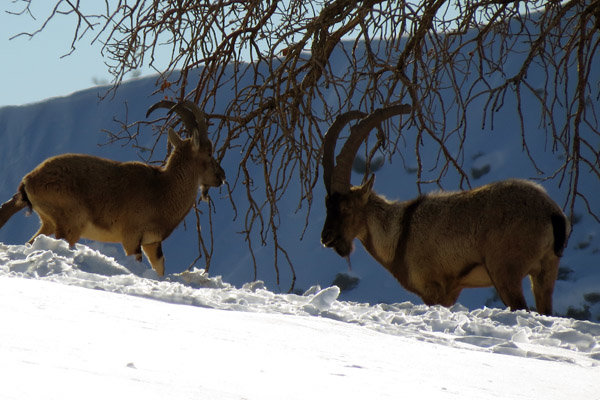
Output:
[1, 236, 599, 366]
[1, 237, 599, 399]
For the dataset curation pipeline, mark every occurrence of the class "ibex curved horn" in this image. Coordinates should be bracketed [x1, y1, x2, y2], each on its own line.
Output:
[323, 104, 411, 195]
[322, 110, 366, 195]
[173, 100, 212, 150]
[146, 100, 212, 149]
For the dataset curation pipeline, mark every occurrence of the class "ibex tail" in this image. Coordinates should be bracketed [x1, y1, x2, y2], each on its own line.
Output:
[0, 184, 30, 229]
[551, 213, 569, 257]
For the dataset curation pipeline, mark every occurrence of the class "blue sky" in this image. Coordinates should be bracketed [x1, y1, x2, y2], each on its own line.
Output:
[1, 2, 464, 108]
[0, 2, 151, 107]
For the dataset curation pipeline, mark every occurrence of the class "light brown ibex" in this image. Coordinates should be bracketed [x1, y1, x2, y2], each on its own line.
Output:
[321, 105, 569, 315]
[0, 100, 225, 276]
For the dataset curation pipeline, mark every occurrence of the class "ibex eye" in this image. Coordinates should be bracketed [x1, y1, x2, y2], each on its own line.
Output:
[339, 203, 351, 213]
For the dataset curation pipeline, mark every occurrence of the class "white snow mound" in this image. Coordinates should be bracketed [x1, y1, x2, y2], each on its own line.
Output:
[1, 235, 599, 368]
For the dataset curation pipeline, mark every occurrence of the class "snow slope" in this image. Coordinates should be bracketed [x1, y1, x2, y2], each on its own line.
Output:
[1, 237, 599, 400]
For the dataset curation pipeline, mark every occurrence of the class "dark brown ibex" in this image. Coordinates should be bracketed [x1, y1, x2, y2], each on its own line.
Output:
[321, 105, 569, 315]
[0, 100, 225, 276]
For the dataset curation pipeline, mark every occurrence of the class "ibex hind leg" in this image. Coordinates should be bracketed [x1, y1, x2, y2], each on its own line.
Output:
[142, 242, 165, 276]
[485, 260, 529, 312]
[530, 254, 559, 316]
[31, 209, 84, 247]
[52, 212, 85, 247]
[28, 216, 55, 244]
[54, 224, 83, 247]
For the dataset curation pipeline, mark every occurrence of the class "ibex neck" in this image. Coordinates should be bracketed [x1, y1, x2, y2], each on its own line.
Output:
[357, 195, 423, 288]
[356, 195, 401, 266]
[160, 147, 202, 221]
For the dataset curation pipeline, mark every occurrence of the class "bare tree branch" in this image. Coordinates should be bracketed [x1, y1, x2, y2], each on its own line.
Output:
[7, 0, 600, 289]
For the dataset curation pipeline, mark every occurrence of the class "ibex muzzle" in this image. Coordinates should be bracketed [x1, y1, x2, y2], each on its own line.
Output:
[321, 105, 569, 315]
[321, 189, 369, 258]
[0, 100, 225, 276]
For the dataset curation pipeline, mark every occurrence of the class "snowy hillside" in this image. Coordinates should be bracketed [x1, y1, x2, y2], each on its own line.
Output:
[1, 237, 599, 400]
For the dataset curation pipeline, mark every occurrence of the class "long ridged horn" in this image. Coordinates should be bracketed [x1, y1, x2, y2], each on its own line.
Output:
[322, 111, 366, 195]
[146, 100, 177, 118]
[330, 104, 412, 194]
[173, 100, 212, 150]
[147, 100, 211, 149]
[146, 100, 194, 133]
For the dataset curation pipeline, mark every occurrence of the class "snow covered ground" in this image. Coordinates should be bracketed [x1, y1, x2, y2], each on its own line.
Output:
[1, 236, 599, 399]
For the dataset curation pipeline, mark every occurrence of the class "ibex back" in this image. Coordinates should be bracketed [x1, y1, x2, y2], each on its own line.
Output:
[320, 106, 569, 315]
[0, 100, 225, 276]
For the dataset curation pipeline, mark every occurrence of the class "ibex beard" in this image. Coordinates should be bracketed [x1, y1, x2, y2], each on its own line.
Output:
[0, 100, 225, 276]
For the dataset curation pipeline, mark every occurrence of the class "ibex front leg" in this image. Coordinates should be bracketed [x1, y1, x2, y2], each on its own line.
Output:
[122, 235, 144, 263]
[142, 242, 165, 276]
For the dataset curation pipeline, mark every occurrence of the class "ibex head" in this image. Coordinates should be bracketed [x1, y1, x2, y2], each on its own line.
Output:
[147, 100, 225, 197]
[322, 176, 375, 257]
[321, 105, 411, 257]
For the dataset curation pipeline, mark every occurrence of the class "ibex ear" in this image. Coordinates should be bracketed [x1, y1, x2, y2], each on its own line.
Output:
[359, 174, 375, 204]
[167, 128, 183, 148]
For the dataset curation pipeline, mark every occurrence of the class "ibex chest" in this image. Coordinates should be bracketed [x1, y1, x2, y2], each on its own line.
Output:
[359, 214, 403, 270]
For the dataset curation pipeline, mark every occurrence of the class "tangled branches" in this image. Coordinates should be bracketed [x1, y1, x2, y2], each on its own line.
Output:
[8, 0, 600, 287]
